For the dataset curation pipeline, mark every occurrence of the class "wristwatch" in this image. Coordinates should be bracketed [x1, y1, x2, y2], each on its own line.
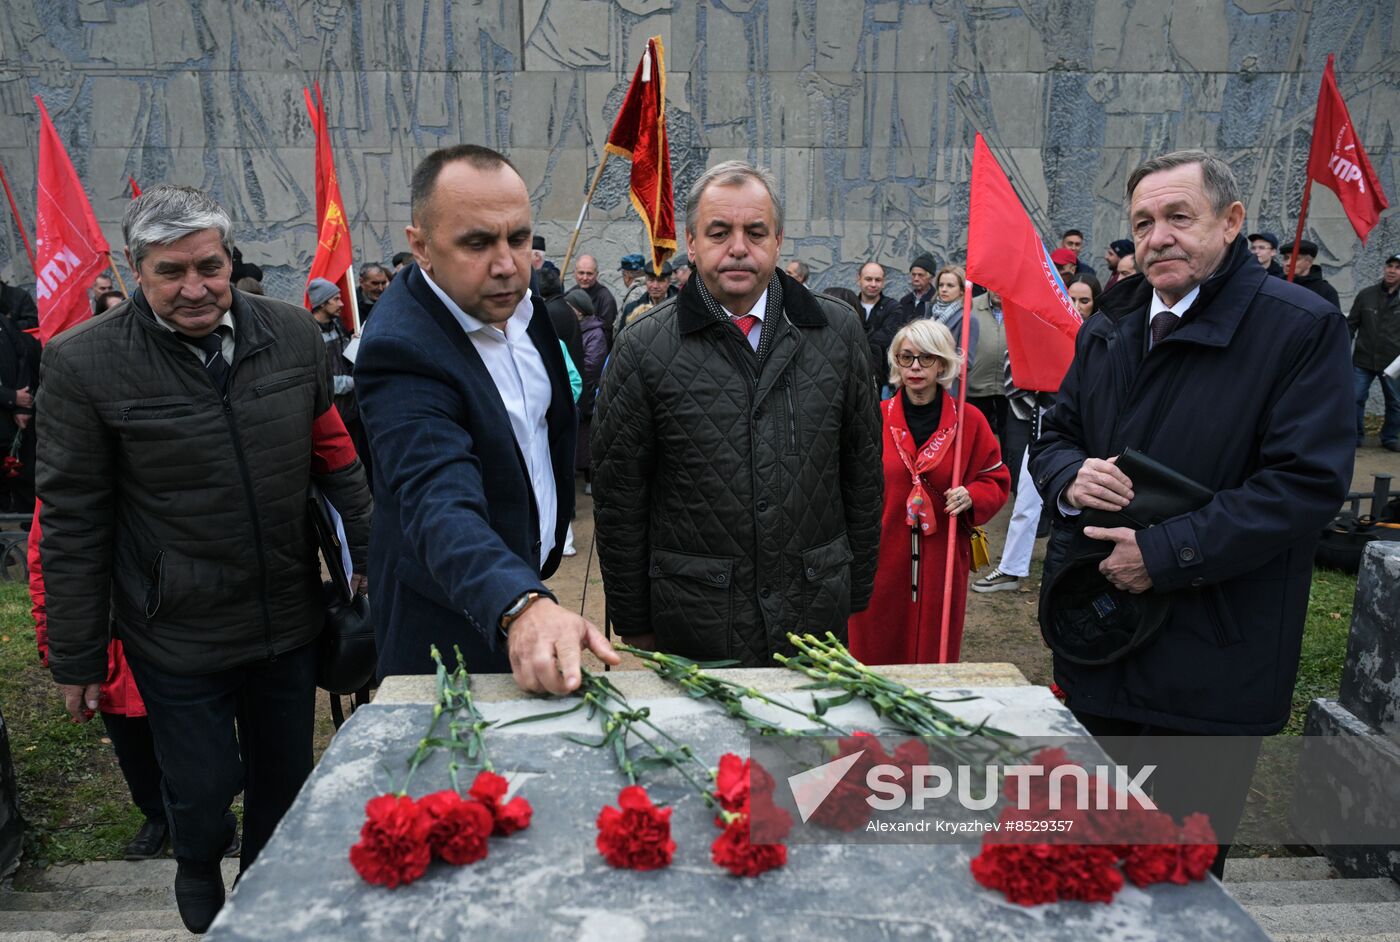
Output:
[499, 591, 544, 634]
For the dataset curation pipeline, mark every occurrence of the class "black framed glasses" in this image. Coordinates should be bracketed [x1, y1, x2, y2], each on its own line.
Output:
[894, 352, 940, 368]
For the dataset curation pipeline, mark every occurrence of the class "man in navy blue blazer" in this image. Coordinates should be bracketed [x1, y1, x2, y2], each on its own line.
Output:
[356, 144, 619, 692]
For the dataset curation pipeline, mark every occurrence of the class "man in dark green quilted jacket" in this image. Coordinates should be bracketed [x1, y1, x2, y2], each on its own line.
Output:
[37, 185, 371, 933]
[592, 160, 883, 667]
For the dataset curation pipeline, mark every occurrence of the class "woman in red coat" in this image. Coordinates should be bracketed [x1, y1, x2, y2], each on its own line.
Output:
[849, 318, 1010, 665]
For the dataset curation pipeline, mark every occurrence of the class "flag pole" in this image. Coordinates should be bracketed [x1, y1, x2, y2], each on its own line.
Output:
[106, 253, 130, 297]
[1285, 177, 1313, 282]
[938, 280, 977, 664]
[561, 152, 612, 279]
[0, 159, 37, 275]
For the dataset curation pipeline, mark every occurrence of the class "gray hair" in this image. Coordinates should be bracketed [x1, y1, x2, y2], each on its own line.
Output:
[684, 160, 784, 237]
[123, 184, 234, 269]
[1126, 150, 1241, 214]
[788, 259, 810, 280]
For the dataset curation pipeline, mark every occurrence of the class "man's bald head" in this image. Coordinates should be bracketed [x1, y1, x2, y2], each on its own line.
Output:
[574, 254, 599, 289]
[410, 144, 520, 232]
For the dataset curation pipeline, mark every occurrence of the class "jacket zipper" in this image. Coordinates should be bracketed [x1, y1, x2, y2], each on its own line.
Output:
[206, 343, 278, 662]
[782, 382, 798, 454]
[220, 395, 277, 660]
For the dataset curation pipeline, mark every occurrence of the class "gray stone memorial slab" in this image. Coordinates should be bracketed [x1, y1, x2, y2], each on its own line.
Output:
[1298, 541, 1400, 881]
[208, 667, 1271, 940]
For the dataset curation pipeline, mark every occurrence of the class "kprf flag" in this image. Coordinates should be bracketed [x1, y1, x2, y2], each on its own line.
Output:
[605, 36, 676, 275]
[1306, 54, 1388, 244]
[965, 134, 1081, 392]
[33, 96, 109, 344]
[303, 83, 358, 333]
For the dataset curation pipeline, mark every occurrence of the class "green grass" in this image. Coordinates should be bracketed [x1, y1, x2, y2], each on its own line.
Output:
[1284, 567, 1357, 735]
[0, 580, 145, 866]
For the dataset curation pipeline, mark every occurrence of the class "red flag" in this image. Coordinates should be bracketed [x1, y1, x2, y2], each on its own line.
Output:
[33, 97, 110, 344]
[605, 37, 676, 275]
[303, 84, 358, 333]
[1305, 54, 1388, 244]
[128, 176, 142, 198]
[965, 134, 1082, 392]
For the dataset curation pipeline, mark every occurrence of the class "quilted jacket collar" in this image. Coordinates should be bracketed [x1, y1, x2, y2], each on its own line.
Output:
[676, 267, 828, 334]
[130, 286, 278, 359]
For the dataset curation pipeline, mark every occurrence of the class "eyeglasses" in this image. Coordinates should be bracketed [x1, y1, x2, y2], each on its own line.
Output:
[894, 352, 940, 368]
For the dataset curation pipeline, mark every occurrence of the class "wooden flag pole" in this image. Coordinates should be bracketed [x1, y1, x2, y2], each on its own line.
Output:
[561, 151, 612, 279]
[1285, 176, 1313, 283]
[0, 159, 37, 275]
[937, 280, 977, 664]
[106, 253, 131, 297]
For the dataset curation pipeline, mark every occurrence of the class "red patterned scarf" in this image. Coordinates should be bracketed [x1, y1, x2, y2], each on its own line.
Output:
[886, 390, 958, 534]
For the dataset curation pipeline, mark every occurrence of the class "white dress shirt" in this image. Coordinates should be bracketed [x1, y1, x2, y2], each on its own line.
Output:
[422, 274, 556, 566]
[152, 308, 236, 364]
[722, 289, 768, 351]
[1147, 285, 1201, 350]
[1058, 283, 1203, 517]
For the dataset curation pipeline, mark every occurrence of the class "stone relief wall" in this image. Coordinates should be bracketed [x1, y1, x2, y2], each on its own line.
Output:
[0, 0, 1396, 308]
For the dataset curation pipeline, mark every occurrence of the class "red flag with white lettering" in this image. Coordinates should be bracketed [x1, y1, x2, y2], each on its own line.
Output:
[1306, 55, 1388, 244]
[965, 134, 1082, 392]
[33, 97, 110, 344]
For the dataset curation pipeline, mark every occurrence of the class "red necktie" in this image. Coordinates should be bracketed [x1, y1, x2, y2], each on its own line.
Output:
[732, 314, 759, 337]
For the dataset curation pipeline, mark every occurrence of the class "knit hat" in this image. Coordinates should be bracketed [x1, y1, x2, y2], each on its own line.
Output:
[564, 288, 594, 318]
[307, 278, 339, 309]
[1246, 231, 1279, 249]
[910, 253, 937, 276]
[1109, 239, 1135, 260]
[532, 235, 546, 251]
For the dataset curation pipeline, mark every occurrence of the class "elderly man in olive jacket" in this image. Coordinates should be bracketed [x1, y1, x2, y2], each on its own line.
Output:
[37, 185, 371, 933]
[592, 161, 883, 667]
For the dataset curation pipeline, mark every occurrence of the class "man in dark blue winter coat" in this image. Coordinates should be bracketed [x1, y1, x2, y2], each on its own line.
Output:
[1031, 151, 1354, 872]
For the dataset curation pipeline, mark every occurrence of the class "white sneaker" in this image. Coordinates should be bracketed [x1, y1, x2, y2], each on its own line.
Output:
[562, 525, 577, 557]
[971, 568, 1020, 593]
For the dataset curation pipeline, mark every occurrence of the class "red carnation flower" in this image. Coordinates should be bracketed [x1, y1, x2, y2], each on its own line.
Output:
[469, 770, 534, 836]
[1121, 813, 1219, 886]
[418, 790, 493, 866]
[970, 843, 1063, 906]
[711, 814, 787, 877]
[714, 753, 753, 814]
[1051, 845, 1124, 903]
[349, 794, 432, 888]
[596, 785, 675, 871]
[746, 787, 794, 844]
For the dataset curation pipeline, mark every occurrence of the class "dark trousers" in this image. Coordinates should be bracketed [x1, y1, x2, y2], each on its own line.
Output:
[966, 395, 1009, 452]
[1003, 415, 1031, 496]
[1073, 710, 1263, 880]
[128, 642, 317, 871]
[100, 712, 165, 823]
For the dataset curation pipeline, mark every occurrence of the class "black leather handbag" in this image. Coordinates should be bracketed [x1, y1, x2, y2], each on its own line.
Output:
[308, 484, 376, 695]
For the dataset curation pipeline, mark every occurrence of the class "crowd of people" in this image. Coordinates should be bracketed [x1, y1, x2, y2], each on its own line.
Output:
[0, 142, 1390, 931]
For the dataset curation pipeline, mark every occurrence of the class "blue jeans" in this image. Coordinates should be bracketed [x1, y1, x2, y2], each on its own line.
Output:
[1354, 366, 1400, 445]
[128, 642, 316, 869]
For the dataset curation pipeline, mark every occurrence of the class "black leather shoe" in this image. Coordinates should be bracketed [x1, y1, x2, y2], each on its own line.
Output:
[123, 818, 169, 860]
[223, 812, 241, 858]
[174, 858, 226, 934]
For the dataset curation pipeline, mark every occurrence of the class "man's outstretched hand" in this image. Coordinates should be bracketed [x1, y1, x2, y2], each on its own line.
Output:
[506, 597, 620, 695]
